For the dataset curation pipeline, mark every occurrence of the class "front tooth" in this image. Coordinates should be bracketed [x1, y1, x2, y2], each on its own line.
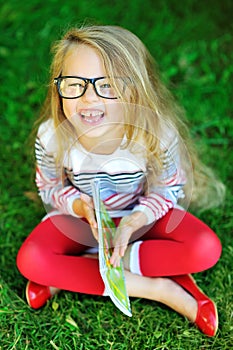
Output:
[82, 111, 102, 117]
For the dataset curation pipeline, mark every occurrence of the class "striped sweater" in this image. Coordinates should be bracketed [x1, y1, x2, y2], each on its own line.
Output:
[35, 119, 186, 224]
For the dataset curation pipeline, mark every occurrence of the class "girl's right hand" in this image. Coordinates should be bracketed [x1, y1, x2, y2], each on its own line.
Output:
[73, 194, 98, 241]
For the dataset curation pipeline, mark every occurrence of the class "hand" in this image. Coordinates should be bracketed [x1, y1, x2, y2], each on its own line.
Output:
[73, 194, 98, 241]
[110, 211, 147, 268]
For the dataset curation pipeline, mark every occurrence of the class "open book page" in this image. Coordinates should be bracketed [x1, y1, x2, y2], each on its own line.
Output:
[91, 180, 132, 317]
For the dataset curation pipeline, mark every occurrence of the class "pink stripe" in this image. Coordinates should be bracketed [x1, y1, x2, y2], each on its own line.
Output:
[105, 195, 135, 210]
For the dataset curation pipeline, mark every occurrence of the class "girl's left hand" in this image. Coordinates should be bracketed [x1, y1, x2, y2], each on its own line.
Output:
[110, 211, 147, 268]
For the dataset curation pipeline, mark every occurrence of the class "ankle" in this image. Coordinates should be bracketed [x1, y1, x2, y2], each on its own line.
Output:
[49, 286, 60, 296]
[159, 278, 198, 321]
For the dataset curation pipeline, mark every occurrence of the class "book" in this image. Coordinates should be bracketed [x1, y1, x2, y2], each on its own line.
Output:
[91, 179, 132, 317]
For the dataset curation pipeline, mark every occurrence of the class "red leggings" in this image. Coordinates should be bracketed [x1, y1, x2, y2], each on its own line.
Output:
[16, 209, 221, 296]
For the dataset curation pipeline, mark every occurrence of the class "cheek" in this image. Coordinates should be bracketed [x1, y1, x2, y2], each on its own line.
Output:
[62, 100, 77, 118]
[106, 102, 124, 122]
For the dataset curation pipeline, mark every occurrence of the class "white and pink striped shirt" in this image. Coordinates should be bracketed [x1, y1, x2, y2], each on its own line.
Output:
[35, 119, 186, 224]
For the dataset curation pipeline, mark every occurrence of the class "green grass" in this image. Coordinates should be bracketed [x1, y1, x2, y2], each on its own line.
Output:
[0, 0, 233, 348]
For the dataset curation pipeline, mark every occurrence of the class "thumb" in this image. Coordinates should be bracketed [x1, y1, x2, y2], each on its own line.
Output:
[80, 193, 93, 207]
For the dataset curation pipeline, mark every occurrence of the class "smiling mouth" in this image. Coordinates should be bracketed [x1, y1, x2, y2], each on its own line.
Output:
[80, 110, 104, 124]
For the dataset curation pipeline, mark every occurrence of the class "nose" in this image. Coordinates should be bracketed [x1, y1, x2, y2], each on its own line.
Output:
[82, 83, 100, 102]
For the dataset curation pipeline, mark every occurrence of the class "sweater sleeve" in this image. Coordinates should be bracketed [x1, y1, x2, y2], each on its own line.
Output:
[35, 135, 81, 217]
[131, 135, 186, 224]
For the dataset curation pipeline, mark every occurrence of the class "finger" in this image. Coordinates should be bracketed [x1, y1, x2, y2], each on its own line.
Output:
[82, 200, 98, 240]
[88, 214, 98, 241]
[110, 241, 127, 267]
[112, 256, 121, 268]
[110, 245, 120, 266]
[83, 199, 96, 224]
[80, 193, 93, 207]
[113, 256, 121, 268]
[91, 226, 99, 241]
[81, 194, 96, 218]
[113, 234, 130, 255]
[119, 244, 127, 258]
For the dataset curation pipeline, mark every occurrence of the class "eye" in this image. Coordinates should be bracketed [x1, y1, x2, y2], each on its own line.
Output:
[68, 82, 85, 88]
[99, 83, 112, 89]
[59, 78, 86, 97]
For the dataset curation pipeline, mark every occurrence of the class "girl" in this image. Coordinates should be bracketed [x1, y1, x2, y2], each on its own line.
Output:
[16, 25, 225, 337]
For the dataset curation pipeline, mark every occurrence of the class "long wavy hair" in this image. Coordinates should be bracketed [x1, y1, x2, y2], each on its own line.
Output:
[36, 24, 225, 211]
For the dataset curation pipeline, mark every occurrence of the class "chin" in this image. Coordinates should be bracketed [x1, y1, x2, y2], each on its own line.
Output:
[77, 124, 111, 139]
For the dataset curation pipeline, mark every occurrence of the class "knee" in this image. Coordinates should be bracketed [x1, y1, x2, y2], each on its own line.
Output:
[16, 240, 46, 279]
[193, 228, 222, 271]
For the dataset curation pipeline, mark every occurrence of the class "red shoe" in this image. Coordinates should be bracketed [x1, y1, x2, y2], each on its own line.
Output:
[170, 274, 218, 337]
[26, 281, 52, 309]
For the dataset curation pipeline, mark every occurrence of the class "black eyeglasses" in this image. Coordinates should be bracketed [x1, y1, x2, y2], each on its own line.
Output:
[54, 76, 126, 99]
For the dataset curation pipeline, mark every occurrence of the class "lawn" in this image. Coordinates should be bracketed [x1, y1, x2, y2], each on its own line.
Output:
[0, 0, 233, 349]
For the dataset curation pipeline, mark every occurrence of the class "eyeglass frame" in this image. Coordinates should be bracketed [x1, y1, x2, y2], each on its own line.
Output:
[54, 76, 121, 100]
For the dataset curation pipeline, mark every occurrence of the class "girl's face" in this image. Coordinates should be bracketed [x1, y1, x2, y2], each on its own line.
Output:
[61, 44, 125, 152]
